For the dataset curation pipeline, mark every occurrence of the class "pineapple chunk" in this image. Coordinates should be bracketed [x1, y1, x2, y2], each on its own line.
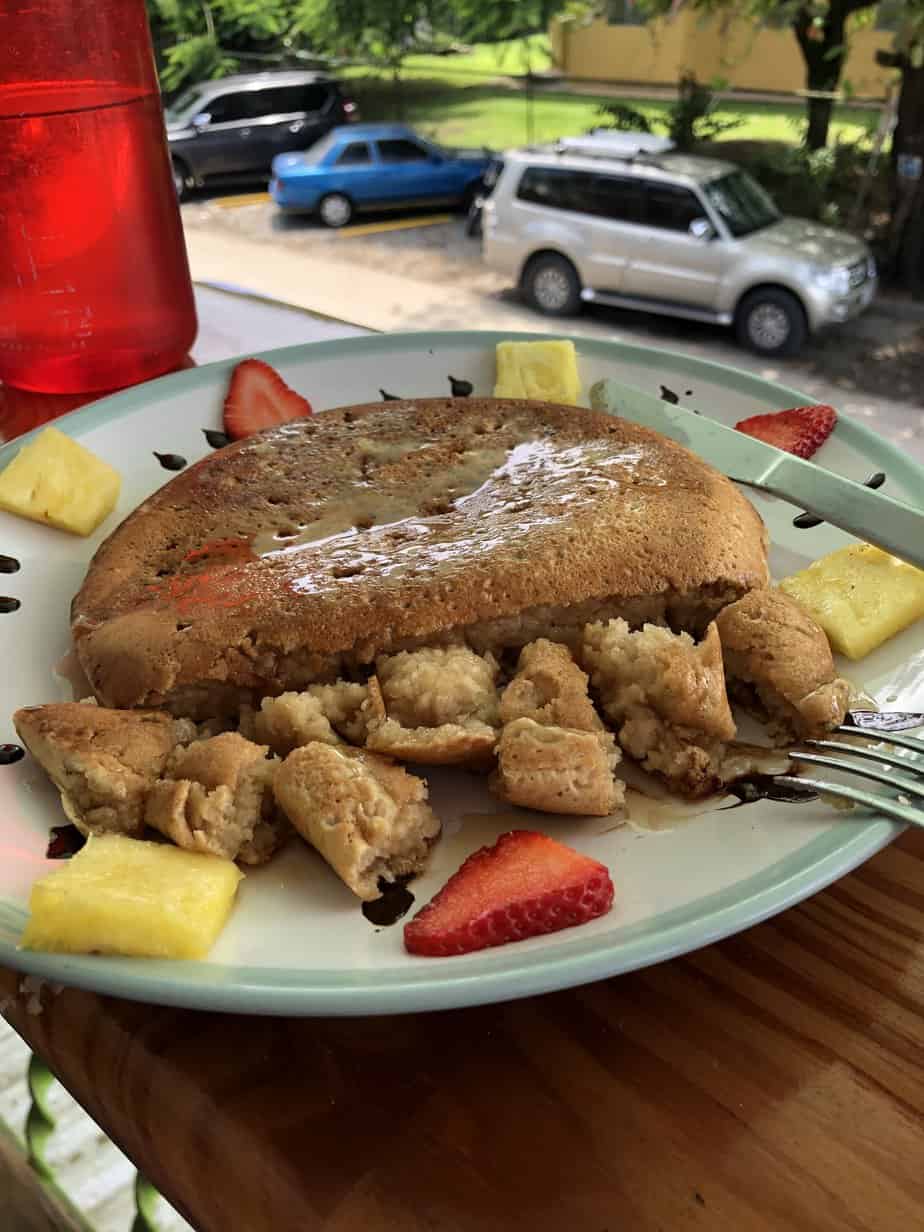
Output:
[494, 340, 581, 404]
[0, 427, 121, 536]
[780, 545, 924, 661]
[21, 835, 243, 960]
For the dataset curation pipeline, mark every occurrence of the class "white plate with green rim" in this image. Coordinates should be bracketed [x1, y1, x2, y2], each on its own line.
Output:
[0, 330, 921, 1016]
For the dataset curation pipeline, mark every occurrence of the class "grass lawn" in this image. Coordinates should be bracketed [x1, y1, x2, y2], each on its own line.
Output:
[346, 36, 879, 151]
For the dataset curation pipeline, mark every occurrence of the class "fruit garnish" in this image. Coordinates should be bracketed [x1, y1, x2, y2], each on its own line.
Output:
[734, 404, 836, 459]
[20, 834, 243, 960]
[494, 340, 581, 404]
[0, 427, 121, 536]
[404, 829, 613, 957]
[780, 545, 924, 660]
[222, 358, 313, 441]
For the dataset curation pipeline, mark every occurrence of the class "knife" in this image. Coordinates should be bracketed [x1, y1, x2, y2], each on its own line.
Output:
[589, 378, 924, 572]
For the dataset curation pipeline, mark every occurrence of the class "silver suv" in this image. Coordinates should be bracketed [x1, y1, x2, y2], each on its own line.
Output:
[481, 134, 877, 357]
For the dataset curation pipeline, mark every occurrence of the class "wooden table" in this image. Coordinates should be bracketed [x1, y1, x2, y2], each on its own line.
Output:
[2, 289, 923, 1232]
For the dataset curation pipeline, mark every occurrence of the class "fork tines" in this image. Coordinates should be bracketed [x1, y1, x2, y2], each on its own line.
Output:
[774, 722, 924, 828]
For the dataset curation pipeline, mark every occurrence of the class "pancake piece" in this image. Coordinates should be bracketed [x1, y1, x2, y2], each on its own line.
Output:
[13, 703, 195, 837]
[273, 743, 440, 900]
[145, 732, 284, 865]
[715, 589, 850, 737]
[581, 619, 735, 797]
[72, 397, 768, 717]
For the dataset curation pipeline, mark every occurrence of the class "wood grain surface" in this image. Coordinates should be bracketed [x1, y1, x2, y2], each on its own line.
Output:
[2, 827, 922, 1232]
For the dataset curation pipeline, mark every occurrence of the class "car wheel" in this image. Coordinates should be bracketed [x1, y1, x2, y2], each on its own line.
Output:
[171, 158, 190, 203]
[735, 288, 807, 357]
[318, 193, 354, 229]
[522, 253, 582, 317]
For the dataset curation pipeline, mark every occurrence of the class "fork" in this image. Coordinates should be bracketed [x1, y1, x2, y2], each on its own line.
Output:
[773, 724, 924, 826]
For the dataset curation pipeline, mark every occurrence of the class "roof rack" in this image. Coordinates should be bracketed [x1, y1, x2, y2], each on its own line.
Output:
[555, 132, 675, 161]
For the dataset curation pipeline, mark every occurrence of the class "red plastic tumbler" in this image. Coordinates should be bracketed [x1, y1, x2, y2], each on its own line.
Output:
[0, 0, 197, 393]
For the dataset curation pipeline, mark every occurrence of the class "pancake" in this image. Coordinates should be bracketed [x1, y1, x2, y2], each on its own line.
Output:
[72, 397, 769, 717]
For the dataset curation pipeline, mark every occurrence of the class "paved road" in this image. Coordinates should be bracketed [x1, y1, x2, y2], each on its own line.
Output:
[182, 197, 924, 462]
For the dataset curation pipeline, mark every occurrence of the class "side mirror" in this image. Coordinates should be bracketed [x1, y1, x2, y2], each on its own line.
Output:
[191, 112, 211, 132]
[689, 217, 716, 241]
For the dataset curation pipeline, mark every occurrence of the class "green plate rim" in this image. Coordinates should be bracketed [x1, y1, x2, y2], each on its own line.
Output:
[0, 329, 919, 1016]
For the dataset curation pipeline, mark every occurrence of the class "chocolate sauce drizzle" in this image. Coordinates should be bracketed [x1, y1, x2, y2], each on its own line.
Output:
[722, 775, 819, 808]
[203, 429, 231, 449]
[793, 472, 885, 529]
[46, 824, 86, 860]
[0, 555, 20, 574]
[0, 743, 24, 765]
[379, 389, 401, 401]
[361, 876, 415, 927]
[0, 597, 20, 614]
[154, 451, 187, 471]
[448, 375, 473, 397]
[659, 384, 680, 405]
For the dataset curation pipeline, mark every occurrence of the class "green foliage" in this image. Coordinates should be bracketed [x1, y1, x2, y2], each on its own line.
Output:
[597, 73, 742, 148]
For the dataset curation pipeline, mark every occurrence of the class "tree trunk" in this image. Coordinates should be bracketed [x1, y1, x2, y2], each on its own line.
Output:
[793, 1, 850, 149]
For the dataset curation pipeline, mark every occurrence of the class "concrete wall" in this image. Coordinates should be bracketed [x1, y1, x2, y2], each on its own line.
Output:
[551, 13, 896, 100]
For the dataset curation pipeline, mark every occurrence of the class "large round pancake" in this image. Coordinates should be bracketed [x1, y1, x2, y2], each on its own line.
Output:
[72, 397, 769, 712]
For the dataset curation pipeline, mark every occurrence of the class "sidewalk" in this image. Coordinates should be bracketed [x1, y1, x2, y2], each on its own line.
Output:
[184, 228, 541, 335]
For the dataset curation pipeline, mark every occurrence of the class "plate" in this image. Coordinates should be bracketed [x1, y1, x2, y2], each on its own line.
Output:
[0, 330, 921, 1016]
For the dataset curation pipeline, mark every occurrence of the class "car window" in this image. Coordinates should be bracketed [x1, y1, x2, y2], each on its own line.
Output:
[301, 84, 332, 112]
[702, 170, 780, 237]
[259, 85, 319, 115]
[516, 166, 645, 224]
[516, 166, 585, 211]
[378, 138, 428, 163]
[204, 93, 260, 124]
[643, 182, 704, 232]
[587, 173, 646, 223]
[335, 141, 373, 166]
[164, 87, 204, 123]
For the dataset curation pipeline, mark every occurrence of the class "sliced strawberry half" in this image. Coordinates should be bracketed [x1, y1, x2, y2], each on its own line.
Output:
[222, 358, 313, 441]
[734, 403, 837, 459]
[404, 830, 614, 958]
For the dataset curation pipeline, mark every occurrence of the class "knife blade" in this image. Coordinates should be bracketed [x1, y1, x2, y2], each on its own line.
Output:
[589, 378, 924, 572]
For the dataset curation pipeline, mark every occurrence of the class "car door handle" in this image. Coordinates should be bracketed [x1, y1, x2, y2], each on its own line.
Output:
[289, 120, 305, 134]
[239, 128, 251, 138]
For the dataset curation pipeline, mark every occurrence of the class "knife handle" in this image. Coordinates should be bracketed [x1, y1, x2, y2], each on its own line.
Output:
[752, 453, 924, 571]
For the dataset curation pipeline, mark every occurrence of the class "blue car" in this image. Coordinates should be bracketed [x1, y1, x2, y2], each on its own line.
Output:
[270, 123, 491, 227]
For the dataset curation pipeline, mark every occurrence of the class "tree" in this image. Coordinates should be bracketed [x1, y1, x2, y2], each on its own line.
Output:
[877, 4, 924, 291]
[147, 1, 303, 92]
[636, 0, 885, 149]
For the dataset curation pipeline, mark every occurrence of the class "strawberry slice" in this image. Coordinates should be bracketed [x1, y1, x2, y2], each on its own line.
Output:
[734, 403, 837, 459]
[222, 358, 313, 441]
[404, 830, 614, 957]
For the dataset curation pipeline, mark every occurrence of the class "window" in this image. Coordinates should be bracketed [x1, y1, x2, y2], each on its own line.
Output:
[516, 166, 645, 224]
[587, 173, 646, 224]
[200, 93, 254, 125]
[606, 0, 646, 26]
[643, 182, 704, 232]
[377, 138, 428, 163]
[702, 170, 780, 237]
[261, 85, 330, 115]
[335, 141, 373, 166]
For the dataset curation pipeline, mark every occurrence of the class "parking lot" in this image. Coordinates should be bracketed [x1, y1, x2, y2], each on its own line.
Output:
[181, 190, 924, 460]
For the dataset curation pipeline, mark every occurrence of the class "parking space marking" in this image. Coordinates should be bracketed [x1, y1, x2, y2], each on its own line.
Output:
[332, 214, 454, 238]
[214, 192, 273, 209]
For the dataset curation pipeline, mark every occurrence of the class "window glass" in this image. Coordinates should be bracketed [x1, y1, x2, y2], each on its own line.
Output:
[200, 94, 248, 124]
[516, 166, 645, 224]
[702, 170, 780, 236]
[261, 85, 316, 115]
[301, 84, 331, 112]
[644, 182, 704, 231]
[335, 141, 373, 166]
[378, 138, 428, 163]
[587, 173, 646, 223]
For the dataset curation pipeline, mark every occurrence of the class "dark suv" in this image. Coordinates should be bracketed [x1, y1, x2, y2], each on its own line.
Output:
[165, 71, 358, 199]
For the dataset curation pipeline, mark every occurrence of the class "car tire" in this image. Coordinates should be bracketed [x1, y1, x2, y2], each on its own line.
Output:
[735, 288, 807, 357]
[522, 253, 582, 317]
[172, 158, 191, 203]
[318, 193, 354, 229]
